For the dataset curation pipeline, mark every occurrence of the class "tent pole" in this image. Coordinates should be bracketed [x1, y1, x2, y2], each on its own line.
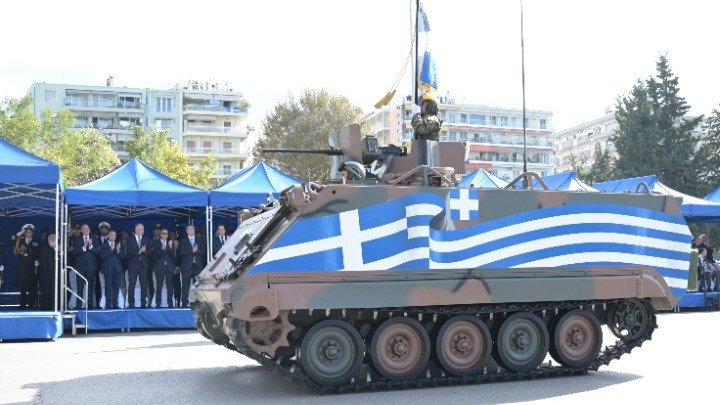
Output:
[54, 184, 60, 313]
[207, 206, 213, 262]
[62, 204, 69, 312]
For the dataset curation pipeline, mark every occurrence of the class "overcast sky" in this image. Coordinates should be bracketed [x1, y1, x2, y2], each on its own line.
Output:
[1, 0, 719, 131]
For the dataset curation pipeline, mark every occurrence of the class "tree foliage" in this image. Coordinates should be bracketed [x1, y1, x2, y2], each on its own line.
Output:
[574, 141, 614, 185]
[255, 90, 365, 181]
[0, 97, 119, 186]
[696, 108, 720, 197]
[125, 125, 216, 189]
[611, 56, 701, 194]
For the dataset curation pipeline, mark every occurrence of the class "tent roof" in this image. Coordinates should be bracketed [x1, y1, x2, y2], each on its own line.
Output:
[210, 161, 302, 207]
[66, 158, 207, 207]
[0, 139, 62, 212]
[458, 169, 509, 188]
[594, 175, 720, 223]
[535, 171, 597, 192]
[0, 139, 61, 184]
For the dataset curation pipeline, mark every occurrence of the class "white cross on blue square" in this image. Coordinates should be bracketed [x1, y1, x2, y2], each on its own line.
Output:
[450, 188, 479, 220]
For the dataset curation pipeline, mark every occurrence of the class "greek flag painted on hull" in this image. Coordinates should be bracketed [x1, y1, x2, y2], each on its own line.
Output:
[251, 189, 692, 297]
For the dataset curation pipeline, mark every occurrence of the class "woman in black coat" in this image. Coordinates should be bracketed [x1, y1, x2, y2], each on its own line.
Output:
[39, 232, 58, 310]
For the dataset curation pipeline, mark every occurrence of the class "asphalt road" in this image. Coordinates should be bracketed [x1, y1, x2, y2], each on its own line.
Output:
[1, 311, 717, 404]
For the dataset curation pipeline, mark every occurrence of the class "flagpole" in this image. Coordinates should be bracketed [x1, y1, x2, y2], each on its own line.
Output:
[414, 0, 419, 105]
[521, 0, 527, 178]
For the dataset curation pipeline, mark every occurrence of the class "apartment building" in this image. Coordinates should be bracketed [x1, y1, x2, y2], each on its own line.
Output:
[27, 80, 253, 179]
[554, 112, 705, 173]
[397, 100, 555, 180]
[364, 105, 404, 146]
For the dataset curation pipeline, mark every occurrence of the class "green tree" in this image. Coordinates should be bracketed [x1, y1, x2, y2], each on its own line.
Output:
[612, 56, 701, 194]
[255, 89, 365, 181]
[1, 97, 119, 186]
[585, 141, 614, 184]
[696, 107, 720, 197]
[0, 97, 40, 150]
[125, 125, 216, 189]
[38, 128, 120, 186]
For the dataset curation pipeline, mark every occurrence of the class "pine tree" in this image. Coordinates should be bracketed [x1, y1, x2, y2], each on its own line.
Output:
[612, 56, 700, 194]
[695, 107, 720, 197]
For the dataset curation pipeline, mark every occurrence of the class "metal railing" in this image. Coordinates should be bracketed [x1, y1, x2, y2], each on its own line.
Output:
[183, 147, 250, 156]
[64, 98, 142, 109]
[183, 104, 247, 114]
[185, 125, 241, 134]
[63, 265, 88, 333]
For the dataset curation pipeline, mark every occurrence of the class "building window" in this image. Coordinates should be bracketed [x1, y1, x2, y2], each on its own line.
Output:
[222, 164, 232, 176]
[45, 90, 56, 102]
[469, 114, 479, 125]
[490, 116, 497, 126]
[511, 117, 517, 127]
[186, 140, 196, 152]
[448, 131, 457, 142]
[202, 141, 212, 153]
[540, 118, 547, 129]
[459, 132, 468, 141]
[447, 112, 457, 123]
[460, 114, 468, 124]
[222, 141, 232, 153]
[500, 116, 508, 126]
[478, 115, 486, 125]
[524, 118, 529, 127]
[156, 119, 172, 130]
[156, 97, 172, 112]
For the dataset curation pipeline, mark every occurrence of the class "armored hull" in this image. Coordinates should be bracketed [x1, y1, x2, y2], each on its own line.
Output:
[192, 183, 688, 392]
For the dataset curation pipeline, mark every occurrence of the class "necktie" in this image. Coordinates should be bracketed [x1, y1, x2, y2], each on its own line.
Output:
[221, 236, 225, 244]
[191, 238, 196, 264]
[137, 236, 141, 246]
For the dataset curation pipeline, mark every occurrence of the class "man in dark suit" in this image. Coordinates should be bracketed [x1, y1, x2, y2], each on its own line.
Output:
[178, 224, 206, 308]
[73, 224, 99, 309]
[39, 231, 58, 310]
[212, 224, 227, 257]
[126, 223, 151, 308]
[147, 223, 162, 303]
[151, 228, 176, 308]
[14, 224, 40, 309]
[100, 230, 126, 309]
[95, 222, 110, 308]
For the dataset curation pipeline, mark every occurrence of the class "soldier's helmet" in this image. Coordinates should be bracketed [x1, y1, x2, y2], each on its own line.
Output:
[339, 161, 366, 180]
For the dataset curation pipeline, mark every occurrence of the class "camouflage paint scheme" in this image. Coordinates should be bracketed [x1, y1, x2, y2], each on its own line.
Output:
[192, 184, 687, 323]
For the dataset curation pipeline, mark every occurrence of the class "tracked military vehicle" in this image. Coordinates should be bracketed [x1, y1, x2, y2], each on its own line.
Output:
[191, 124, 688, 393]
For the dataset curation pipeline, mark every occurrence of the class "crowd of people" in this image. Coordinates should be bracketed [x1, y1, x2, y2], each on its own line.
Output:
[1, 221, 231, 310]
[693, 234, 720, 292]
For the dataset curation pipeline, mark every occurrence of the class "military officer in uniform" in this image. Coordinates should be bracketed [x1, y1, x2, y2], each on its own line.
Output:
[411, 97, 441, 141]
[73, 224, 99, 309]
[178, 224, 206, 308]
[151, 228, 176, 307]
[14, 224, 39, 309]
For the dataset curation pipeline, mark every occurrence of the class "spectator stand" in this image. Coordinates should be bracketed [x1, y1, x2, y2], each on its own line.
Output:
[595, 175, 720, 311]
[0, 139, 63, 341]
[458, 169, 509, 188]
[208, 161, 302, 256]
[63, 158, 208, 331]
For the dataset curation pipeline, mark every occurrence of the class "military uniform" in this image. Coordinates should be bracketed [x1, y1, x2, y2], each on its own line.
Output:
[411, 113, 441, 141]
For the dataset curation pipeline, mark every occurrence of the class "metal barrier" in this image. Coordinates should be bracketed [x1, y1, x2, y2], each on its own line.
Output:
[62, 266, 88, 334]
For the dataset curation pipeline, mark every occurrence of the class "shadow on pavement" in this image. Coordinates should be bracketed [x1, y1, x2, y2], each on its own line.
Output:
[25, 365, 640, 404]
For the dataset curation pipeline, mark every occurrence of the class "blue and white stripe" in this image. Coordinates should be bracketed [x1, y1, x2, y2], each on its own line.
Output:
[251, 191, 692, 297]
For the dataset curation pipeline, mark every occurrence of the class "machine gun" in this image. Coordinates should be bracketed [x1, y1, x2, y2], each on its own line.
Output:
[262, 124, 466, 183]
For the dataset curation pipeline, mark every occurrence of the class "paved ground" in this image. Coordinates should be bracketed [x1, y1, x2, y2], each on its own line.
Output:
[1, 311, 717, 404]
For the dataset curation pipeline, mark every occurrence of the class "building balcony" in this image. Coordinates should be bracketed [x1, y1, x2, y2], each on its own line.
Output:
[183, 125, 247, 137]
[211, 168, 243, 178]
[183, 104, 248, 115]
[64, 98, 143, 110]
[183, 147, 251, 158]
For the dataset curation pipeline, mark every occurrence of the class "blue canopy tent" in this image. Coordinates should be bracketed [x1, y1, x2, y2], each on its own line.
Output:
[458, 169, 509, 188]
[0, 139, 63, 311]
[594, 175, 720, 223]
[208, 162, 301, 254]
[66, 158, 210, 272]
[533, 171, 597, 192]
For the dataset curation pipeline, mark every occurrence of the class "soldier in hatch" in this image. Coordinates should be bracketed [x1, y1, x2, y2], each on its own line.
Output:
[411, 96, 441, 141]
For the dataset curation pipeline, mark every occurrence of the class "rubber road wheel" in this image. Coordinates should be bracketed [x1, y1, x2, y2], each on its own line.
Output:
[298, 319, 365, 386]
[436, 315, 491, 376]
[493, 312, 549, 372]
[371, 317, 431, 381]
[550, 309, 603, 368]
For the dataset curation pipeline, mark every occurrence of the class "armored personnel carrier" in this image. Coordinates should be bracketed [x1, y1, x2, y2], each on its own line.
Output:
[191, 124, 688, 393]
